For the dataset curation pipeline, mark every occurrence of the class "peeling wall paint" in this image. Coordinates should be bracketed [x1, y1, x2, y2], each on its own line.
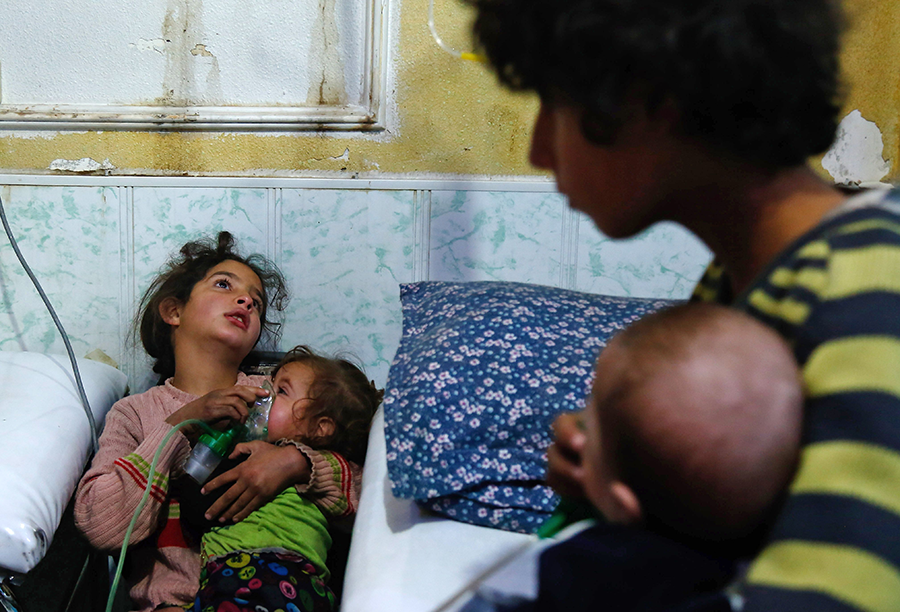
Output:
[822, 110, 892, 185]
[47, 158, 115, 173]
[131, 39, 168, 54]
[191, 44, 214, 57]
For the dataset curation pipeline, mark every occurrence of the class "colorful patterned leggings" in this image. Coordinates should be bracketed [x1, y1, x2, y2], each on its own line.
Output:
[188, 549, 335, 612]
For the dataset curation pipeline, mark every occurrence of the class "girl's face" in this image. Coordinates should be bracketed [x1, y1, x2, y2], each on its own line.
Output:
[169, 260, 264, 359]
[267, 361, 319, 442]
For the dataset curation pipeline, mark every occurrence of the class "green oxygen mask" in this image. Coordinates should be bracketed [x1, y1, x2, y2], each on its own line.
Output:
[182, 379, 274, 485]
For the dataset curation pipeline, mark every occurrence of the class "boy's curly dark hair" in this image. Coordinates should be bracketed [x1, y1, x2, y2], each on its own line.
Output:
[273, 345, 383, 465]
[137, 231, 289, 381]
[468, 0, 844, 168]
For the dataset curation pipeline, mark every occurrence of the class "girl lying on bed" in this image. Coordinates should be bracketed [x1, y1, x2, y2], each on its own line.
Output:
[177, 345, 381, 611]
[74, 232, 363, 612]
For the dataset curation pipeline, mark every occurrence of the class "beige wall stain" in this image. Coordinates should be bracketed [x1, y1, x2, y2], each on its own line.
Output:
[159, 0, 196, 105]
[0, 0, 893, 180]
[307, 0, 347, 106]
[838, 0, 900, 180]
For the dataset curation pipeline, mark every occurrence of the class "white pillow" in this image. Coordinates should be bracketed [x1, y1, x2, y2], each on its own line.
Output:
[0, 352, 127, 574]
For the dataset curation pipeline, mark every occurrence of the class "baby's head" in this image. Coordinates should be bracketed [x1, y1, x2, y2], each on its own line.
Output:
[582, 303, 802, 548]
[267, 345, 383, 464]
[138, 231, 288, 380]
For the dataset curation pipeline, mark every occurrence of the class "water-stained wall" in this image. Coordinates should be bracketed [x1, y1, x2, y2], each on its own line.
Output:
[0, 0, 896, 181]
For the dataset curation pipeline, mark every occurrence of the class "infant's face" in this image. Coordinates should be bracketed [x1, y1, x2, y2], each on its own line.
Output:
[267, 362, 317, 442]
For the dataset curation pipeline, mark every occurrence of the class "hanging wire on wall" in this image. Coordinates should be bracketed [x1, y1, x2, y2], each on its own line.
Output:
[428, 0, 485, 62]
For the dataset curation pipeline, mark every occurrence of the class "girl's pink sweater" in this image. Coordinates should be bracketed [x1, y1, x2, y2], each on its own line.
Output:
[74, 373, 360, 611]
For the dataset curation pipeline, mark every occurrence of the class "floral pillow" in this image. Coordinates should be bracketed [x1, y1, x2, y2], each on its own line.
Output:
[383, 281, 675, 533]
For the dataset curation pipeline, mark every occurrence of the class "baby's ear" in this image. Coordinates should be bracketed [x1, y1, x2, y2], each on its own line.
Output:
[609, 481, 643, 525]
[159, 297, 184, 326]
[314, 416, 336, 441]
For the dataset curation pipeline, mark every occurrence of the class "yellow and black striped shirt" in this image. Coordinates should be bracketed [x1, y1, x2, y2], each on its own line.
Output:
[692, 187, 900, 612]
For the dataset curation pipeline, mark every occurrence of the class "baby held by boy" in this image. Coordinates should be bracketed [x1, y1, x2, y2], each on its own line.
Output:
[508, 302, 803, 612]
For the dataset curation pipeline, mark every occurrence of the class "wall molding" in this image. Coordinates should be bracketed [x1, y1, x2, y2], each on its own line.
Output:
[117, 186, 138, 382]
[0, 0, 390, 132]
[413, 190, 432, 282]
[0, 174, 558, 193]
[559, 205, 580, 290]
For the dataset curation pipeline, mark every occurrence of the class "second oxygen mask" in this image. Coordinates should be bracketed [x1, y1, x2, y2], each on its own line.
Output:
[183, 379, 274, 485]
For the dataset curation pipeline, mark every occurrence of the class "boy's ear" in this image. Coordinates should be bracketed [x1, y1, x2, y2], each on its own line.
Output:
[314, 416, 336, 441]
[159, 297, 184, 327]
[609, 480, 643, 524]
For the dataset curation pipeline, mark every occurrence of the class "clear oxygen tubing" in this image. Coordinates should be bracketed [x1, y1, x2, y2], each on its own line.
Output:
[106, 418, 215, 612]
[0, 193, 99, 454]
[428, 0, 485, 62]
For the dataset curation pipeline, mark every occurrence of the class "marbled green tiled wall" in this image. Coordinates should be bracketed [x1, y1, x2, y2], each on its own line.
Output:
[0, 183, 710, 392]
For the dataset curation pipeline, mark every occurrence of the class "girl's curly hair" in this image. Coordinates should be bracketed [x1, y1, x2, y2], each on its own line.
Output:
[273, 345, 383, 465]
[468, 0, 844, 168]
[136, 231, 289, 382]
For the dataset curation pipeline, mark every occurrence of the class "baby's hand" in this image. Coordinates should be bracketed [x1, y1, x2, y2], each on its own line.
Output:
[165, 385, 269, 440]
[202, 441, 311, 523]
[546, 411, 588, 499]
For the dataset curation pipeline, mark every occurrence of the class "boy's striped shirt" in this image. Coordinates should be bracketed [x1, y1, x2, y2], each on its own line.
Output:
[692, 188, 900, 612]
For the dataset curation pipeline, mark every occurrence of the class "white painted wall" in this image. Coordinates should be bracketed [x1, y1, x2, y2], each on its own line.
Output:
[0, 0, 364, 106]
[0, 0, 388, 130]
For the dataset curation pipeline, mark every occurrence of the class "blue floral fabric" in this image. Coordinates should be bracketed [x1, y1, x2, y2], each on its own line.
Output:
[383, 281, 675, 533]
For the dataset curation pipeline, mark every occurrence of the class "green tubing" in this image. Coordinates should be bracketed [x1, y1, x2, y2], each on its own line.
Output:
[106, 419, 215, 612]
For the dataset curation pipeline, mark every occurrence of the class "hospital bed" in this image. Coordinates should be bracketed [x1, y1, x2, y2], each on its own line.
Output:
[0, 280, 670, 611]
[342, 280, 673, 611]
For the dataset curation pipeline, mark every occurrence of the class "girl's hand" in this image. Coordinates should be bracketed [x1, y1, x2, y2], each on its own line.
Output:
[165, 385, 269, 440]
[545, 411, 588, 499]
[202, 441, 312, 523]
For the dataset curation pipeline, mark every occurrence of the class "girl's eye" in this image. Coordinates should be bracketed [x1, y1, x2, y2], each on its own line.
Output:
[277, 386, 287, 395]
[214, 278, 230, 289]
[252, 299, 262, 311]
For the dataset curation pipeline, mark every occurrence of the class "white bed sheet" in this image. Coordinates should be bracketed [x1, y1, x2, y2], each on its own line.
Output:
[343, 406, 539, 612]
[0, 352, 127, 575]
